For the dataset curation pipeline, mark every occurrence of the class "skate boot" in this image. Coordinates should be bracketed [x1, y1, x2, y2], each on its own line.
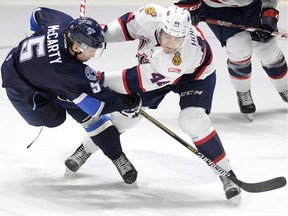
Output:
[65, 144, 92, 172]
[112, 153, 138, 184]
[236, 90, 256, 121]
[219, 170, 242, 205]
[279, 90, 288, 102]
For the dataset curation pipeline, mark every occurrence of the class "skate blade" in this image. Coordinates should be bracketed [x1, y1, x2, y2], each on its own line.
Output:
[64, 167, 75, 177]
[244, 113, 254, 121]
[131, 180, 139, 188]
[125, 180, 139, 188]
[229, 193, 242, 206]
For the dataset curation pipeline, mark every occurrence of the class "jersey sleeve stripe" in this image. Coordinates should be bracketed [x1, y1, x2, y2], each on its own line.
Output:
[73, 93, 105, 117]
[121, 66, 147, 93]
[83, 115, 113, 137]
[136, 65, 146, 92]
[122, 69, 131, 94]
[118, 12, 135, 41]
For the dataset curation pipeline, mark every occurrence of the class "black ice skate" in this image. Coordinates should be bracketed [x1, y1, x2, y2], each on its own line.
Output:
[236, 90, 256, 121]
[219, 170, 242, 205]
[279, 90, 288, 103]
[112, 153, 138, 184]
[65, 144, 92, 172]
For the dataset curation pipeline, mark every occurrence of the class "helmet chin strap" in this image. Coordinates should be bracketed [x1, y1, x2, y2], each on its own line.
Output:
[70, 44, 83, 59]
[73, 42, 88, 59]
[73, 51, 82, 59]
[155, 29, 162, 46]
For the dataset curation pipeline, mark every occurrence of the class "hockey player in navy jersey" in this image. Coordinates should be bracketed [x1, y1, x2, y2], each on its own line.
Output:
[65, 5, 242, 205]
[174, 0, 288, 120]
[1, 7, 142, 184]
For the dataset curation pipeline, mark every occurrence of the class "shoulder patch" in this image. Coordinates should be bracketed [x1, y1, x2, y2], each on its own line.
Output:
[145, 7, 157, 17]
[85, 66, 97, 81]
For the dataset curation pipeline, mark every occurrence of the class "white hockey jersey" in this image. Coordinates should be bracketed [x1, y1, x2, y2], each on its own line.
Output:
[103, 4, 215, 94]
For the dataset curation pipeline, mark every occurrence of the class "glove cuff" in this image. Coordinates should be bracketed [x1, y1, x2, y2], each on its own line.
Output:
[262, 8, 279, 22]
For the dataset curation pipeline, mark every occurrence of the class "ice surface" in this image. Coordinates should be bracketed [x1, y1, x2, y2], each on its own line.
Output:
[0, 1, 287, 216]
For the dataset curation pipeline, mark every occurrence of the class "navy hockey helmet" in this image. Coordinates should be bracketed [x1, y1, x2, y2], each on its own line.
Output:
[68, 17, 104, 51]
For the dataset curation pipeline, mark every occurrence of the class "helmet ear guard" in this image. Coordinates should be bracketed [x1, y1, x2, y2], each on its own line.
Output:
[160, 6, 191, 37]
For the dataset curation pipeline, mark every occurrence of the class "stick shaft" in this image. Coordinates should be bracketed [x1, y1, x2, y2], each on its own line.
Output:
[140, 110, 230, 176]
[140, 110, 287, 193]
[202, 18, 288, 38]
[79, 0, 86, 18]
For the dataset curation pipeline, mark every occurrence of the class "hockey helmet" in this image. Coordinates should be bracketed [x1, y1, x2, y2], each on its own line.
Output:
[68, 17, 105, 51]
[160, 6, 191, 37]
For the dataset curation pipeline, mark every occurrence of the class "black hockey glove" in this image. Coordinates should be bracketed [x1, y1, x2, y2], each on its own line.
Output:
[256, 8, 279, 43]
[174, 0, 202, 26]
[121, 93, 142, 118]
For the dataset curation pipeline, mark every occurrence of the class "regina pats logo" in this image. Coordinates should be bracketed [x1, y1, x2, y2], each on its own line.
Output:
[145, 7, 157, 17]
[172, 52, 182, 66]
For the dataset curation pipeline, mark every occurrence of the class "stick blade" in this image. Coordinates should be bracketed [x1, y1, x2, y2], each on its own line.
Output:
[231, 176, 287, 193]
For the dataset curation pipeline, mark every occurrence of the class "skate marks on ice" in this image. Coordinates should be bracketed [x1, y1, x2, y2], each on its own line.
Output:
[0, 150, 231, 215]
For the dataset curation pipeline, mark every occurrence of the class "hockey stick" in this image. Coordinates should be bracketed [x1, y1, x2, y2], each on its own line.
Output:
[79, 0, 87, 18]
[140, 109, 287, 193]
[201, 18, 288, 38]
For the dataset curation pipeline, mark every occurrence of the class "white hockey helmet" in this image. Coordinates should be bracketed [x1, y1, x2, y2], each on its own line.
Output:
[160, 6, 191, 37]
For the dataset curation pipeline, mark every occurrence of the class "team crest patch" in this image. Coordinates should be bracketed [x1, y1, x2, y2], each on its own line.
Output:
[145, 7, 157, 17]
[85, 66, 97, 81]
[172, 52, 182, 66]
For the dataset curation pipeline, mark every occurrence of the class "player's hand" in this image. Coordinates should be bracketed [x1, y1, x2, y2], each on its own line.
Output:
[121, 93, 142, 118]
[257, 8, 279, 43]
[174, 0, 202, 26]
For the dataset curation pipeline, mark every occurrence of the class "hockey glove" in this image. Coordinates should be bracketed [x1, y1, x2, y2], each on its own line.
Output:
[257, 8, 279, 43]
[174, 0, 202, 26]
[121, 93, 142, 118]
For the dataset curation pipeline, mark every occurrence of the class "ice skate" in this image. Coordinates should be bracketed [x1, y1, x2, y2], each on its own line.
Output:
[219, 170, 242, 205]
[65, 144, 92, 172]
[236, 90, 256, 121]
[112, 153, 138, 184]
[279, 90, 288, 103]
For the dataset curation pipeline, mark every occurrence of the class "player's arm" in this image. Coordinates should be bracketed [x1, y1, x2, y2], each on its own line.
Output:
[248, 0, 279, 43]
[259, 0, 279, 41]
[104, 12, 136, 42]
[104, 4, 161, 43]
[60, 65, 141, 118]
[103, 62, 179, 94]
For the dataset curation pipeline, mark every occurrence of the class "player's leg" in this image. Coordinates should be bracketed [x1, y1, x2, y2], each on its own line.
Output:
[5, 88, 66, 127]
[61, 101, 138, 184]
[226, 31, 256, 120]
[175, 72, 241, 205]
[253, 38, 288, 102]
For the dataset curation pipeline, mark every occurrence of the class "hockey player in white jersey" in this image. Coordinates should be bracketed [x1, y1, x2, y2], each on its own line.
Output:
[175, 0, 288, 120]
[65, 5, 242, 205]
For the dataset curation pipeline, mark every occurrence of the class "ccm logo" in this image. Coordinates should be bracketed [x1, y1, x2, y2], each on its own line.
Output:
[180, 90, 203, 97]
[168, 68, 181, 73]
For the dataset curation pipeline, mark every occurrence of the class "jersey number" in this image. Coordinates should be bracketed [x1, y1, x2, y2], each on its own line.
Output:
[150, 72, 169, 87]
[90, 82, 101, 93]
[19, 36, 46, 62]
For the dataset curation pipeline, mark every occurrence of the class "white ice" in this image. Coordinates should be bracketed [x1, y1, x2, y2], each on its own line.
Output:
[0, 1, 287, 216]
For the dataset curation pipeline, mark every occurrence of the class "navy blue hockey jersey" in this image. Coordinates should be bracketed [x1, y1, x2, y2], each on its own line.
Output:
[1, 7, 125, 117]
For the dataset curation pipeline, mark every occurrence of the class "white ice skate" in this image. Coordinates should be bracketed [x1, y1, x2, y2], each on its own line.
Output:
[219, 171, 242, 206]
